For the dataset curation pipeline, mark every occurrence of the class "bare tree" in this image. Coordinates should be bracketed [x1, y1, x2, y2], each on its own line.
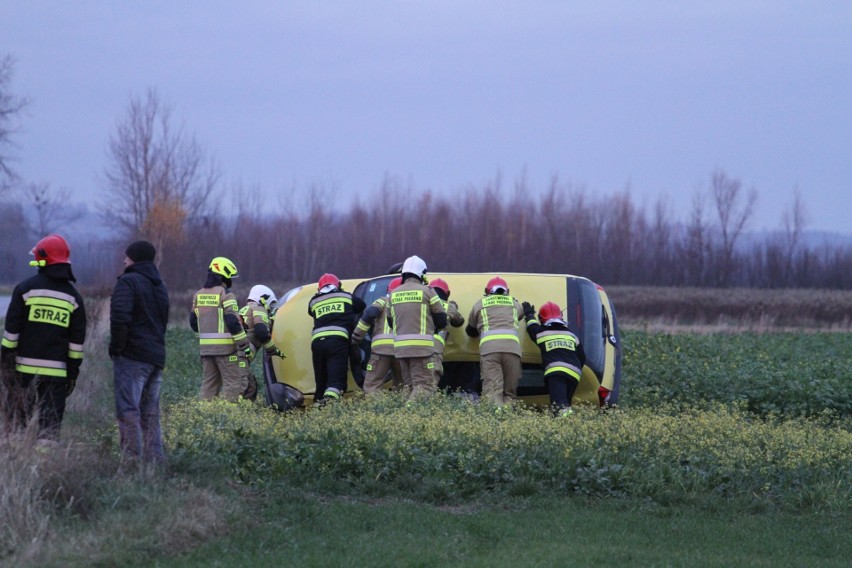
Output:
[709, 169, 758, 286]
[100, 89, 220, 262]
[0, 55, 28, 195]
[780, 187, 807, 284]
[20, 181, 75, 236]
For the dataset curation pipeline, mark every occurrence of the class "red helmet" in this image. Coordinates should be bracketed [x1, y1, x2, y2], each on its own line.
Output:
[430, 278, 450, 296]
[30, 234, 71, 266]
[318, 273, 341, 291]
[538, 301, 563, 323]
[387, 277, 403, 293]
[485, 276, 509, 295]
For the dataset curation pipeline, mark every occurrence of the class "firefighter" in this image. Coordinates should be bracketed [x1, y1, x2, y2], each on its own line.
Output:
[522, 301, 586, 416]
[190, 257, 250, 402]
[351, 277, 403, 394]
[429, 278, 466, 394]
[1, 234, 86, 440]
[390, 256, 447, 400]
[465, 276, 524, 406]
[308, 273, 366, 404]
[238, 284, 284, 401]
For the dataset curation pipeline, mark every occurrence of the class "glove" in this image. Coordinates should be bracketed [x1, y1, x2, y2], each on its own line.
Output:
[1, 348, 15, 372]
[66, 364, 80, 397]
[350, 334, 363, 347]
[267, 346, 286, 359]
[522, 301, 536, 319]
[238, 343, 253, 361]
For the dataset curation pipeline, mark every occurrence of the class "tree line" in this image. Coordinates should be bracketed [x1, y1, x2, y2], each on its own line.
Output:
[1, 69, 849, 293]
[18, 174, 842, 293]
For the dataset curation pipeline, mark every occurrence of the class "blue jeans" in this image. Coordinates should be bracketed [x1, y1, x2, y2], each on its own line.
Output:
[113, 356, 165, 462]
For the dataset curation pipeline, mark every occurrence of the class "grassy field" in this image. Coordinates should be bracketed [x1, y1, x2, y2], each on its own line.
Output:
[1, 294, 850, 566]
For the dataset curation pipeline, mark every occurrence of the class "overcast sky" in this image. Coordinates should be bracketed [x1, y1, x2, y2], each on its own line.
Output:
[3, 1, 851, 233]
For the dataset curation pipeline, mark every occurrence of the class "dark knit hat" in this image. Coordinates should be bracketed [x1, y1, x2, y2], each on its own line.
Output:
[125, 240, 156, 262]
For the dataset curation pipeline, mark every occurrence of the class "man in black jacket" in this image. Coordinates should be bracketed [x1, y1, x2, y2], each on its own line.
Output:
[109, 240, 170, 463]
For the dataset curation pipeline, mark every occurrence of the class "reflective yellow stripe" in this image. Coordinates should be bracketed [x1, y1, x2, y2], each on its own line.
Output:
[372, 338, 394, 347]
[480, 334, 520, 344]
[200, 339, 234, 345]
[17, 365, 66, 377]
[395, 339, 434, 348]
[434, 334, 446, 346]
[15, 356, 67, 377]
[1, 337, 17, 349]
[25, 296, 76, 311]
[312, 329, 349, 340]
[545, 365, 581, 381]
[22, 288, 78, 309]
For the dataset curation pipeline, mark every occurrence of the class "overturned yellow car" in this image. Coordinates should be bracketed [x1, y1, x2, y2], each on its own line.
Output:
[263, 272, 621, 409]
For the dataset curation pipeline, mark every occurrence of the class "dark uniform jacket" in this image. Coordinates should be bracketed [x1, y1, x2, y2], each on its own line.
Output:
[524, 318, 586, 381]
[109, 260, 170, 367]
[1, 264, 86, 379]
[308, 290, 366, 342]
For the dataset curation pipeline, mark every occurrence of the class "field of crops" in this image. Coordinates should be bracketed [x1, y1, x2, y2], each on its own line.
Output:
[2, 301, 850, 566]
[153, 328, 850, 510]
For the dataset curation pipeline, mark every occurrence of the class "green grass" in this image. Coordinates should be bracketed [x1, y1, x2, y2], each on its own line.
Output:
[621, 331, 852, 418]
[174, 491, 850, 568]
[2, 326, 850, 567]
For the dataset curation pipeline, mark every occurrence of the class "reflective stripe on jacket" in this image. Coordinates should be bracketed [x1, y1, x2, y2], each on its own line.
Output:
[308, 290, 366, 343]
[391, 280, 446, 358]
[467, 293, 523, 356]
[193, 286, 245, 356]
[2, 267, 87, 379]
[525, 319, 586, 382]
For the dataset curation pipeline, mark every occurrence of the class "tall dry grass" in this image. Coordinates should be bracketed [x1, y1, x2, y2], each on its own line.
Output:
[608, 286, 852, 331]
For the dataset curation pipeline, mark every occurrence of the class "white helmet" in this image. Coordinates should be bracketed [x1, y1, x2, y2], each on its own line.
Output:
[401, 255, 427, 279]
[247, 285, 278, 311]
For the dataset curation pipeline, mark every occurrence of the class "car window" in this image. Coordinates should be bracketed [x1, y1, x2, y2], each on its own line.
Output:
[354, 277, 395, 306]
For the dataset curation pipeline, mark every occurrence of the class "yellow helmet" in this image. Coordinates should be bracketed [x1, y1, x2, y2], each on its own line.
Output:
[209, 256, 238, 279]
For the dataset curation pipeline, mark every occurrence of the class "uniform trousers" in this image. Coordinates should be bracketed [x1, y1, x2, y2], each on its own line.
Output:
[362, 352, 402, 394]
[2, 371, 68, 439]
[480, 352, 522, 405]
[311, 336, 350, 399]
[200, 353, 247, 402]
[399, 356, 435, 400]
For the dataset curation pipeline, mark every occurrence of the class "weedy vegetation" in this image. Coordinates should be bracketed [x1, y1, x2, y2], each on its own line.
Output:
[0, 294, 850, 566]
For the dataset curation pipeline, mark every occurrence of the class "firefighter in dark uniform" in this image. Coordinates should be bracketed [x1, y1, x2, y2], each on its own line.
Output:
[522, 301, 586, 416]
[351, 277, 403, 394]
[308, 273, 366, 404]
[1, 234, 86, 439]
[390, 256, 447, 400]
